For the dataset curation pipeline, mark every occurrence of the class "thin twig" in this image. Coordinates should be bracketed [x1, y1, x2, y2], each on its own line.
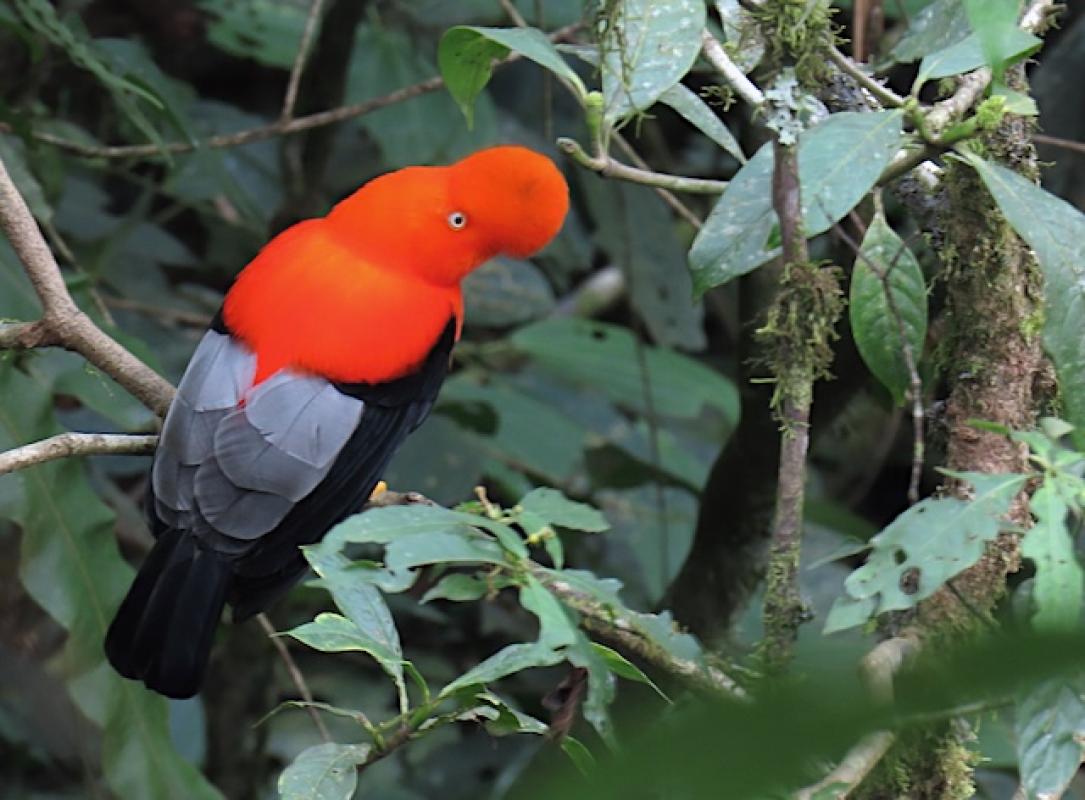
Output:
[102, 296, 213, 328]
[13, 22, 583, 160]
[826, 45, 905, 109]
[281, 0, 328, 121]
[0, 432, 158, 476]
[1033, 132, 1085, 155]
[700, 29, 765, 108]
[257, 613, 332, 743]
[0, 155, 175, 416]
[497, 0, 529, 28]
[557, 137, 727, 194]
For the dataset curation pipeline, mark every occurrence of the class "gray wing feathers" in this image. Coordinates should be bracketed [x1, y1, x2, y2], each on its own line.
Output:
[151, 330, 363, 546]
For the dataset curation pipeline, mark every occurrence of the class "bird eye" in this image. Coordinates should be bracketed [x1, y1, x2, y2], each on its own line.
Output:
[447, 211, 467, 230]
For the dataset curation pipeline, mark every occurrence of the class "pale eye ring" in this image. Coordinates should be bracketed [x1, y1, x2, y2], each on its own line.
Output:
[447, 211, 468, 230]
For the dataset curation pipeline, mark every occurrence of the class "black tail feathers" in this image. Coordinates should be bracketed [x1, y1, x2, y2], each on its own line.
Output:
[105, 530, 231, 698]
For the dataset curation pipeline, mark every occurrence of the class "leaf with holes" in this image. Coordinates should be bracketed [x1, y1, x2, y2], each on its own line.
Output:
[1022, 479, 1083, 633]
[962, 153, 1085, 449]
[1016, 674, 1085, 800]
[690, 111, 904, 293]
[278, 742, 370, 800]
[599, 0, 706, 126]
[849, 212, 928, 404]
[826, 472, 1027, 631]
[439, 25, 586, 125]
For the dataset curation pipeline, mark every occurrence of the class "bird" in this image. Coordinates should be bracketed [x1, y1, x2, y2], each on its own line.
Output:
[104, 145, 569, 698]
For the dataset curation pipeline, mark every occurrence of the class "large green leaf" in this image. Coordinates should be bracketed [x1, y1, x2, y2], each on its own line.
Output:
[826, 472, 1027, 632]
[566, 631, 618, 746]
[889, 0, 971, 62]
[440, 373, 586, 484]
[439, 25, 586, 125]
[200, 0, 308, 68]
[962, 153, 1085, 447]
[963, 0, 1042, 82]
[278, 742, 370, 800]
[599, 0, 706, 126]
[0, 363, 222, 799]
[579, 175, 706, 350]
[914, 29, 1039, 91]
[1016, 674, 1085, 800]
[848, 212, 928, 404]
[325, 504, 478, 548]
[690, 110, 904, 294]
[511, 318, 739, 422]
[1021, 479, 1083, 633]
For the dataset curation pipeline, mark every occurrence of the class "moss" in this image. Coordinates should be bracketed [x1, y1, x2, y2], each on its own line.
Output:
[756, 260, 843, 419]
[858, 726, 976, 800]
[751, 0, 837, 84]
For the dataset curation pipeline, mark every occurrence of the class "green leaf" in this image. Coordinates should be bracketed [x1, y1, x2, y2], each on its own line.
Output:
[0, 363, 222, 800]
[566, 632, 618, 745]
[277, 742, 370, 800]
[889, 0, 972, 63]
[591, 642, 671, 702]
[200, 0, 308, 68]
[597, 486, 697, 606]
[325, 504, 477, 548]
[440, 374, 586, 484]
[600, 0, 706, 126]
[690, 111, 904, 293]
[287, 612, 401, 665]
[561, 735, 597, 776]
[511, 318, 739, 422]
[961, 154, 1085, 447]
[420, 573, 490, 603]
[302, 549, 406, 698]
[383, 415, 487, 506]
[827, 472, 1028, 630]
[385, 530, 508, 573]
[462, 258, 556, 328]
[658, 83, 745, 163]
[441, 642, 566, 696]
[578, 176, 707, 350]
[1016, 674, 1085, 800]
[914, 28, 1039, 90]
[521, 574, 578, 649]
[519, 488, 609, 533]
[439, 25, 586, 124]
[963, 0, 1042, 82]
[1022, 480, 1083, 633]
[714, 0, 764, 74]
[15, 0, 171, 153]
[0, 134, 52, 223]
[823, 594, 878, 635]
[848, 212, 928, 404]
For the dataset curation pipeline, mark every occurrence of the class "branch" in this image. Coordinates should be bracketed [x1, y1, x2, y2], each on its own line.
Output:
[826, 45, 905, 109]
[0, 432, 158, 476]
[14, 23, 583, 160]
[0, 155, 176, 416]
[281, 0, 327, 122]
[540, 569, 746, 700]
[556, 137, 727, 194]
[611, 134, 706, 229]
[795, 636, 919, 799]
[700, 29, 765, 108]
[923, 0, 1058, 134]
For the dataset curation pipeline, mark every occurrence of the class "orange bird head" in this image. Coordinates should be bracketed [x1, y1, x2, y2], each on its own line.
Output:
[326, 145, 569, 286]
